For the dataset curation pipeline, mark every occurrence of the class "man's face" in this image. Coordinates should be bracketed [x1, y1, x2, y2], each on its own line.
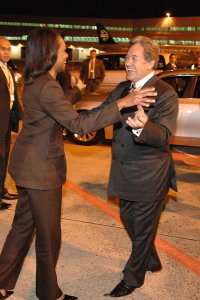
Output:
[0, 38, 12, 63]
[90, 51, 97, 60]
[170, 55, 176, 64]
[125, 43, 154, 83]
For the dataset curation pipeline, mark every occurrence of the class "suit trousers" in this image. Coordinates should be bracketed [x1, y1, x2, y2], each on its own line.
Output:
[0, 129, 11, 195]
[120, 199, 164, 287]
[85, 79, 100, 94]
[0, 186, 63, 300]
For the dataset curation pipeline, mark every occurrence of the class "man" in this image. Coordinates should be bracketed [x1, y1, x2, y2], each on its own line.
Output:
[99, 36, 178, 297]
[190, 55, 200, 69]
[0, 36, 22, 210]
[164, 53, 177, 70]
[80, 49, 105, 95]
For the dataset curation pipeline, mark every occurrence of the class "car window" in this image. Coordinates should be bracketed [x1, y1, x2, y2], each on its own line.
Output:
[193, 76, 200, 98]
[119, 56, 126, 70]
[161, 75, 192, 97]
[97, 54, 126, 70]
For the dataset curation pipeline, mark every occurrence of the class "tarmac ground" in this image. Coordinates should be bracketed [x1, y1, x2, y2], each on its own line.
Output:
[0, 132, 200, 300]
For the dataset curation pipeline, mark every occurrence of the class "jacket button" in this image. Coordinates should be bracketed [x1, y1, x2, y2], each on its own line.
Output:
[121, 144, 124, 147]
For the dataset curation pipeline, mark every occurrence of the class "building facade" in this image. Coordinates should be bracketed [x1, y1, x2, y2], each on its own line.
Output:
[1, 14, 200, 67]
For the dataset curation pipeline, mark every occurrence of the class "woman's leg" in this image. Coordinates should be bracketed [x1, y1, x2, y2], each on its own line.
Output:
[0, 187, 35, 289]
[27, 187, 63, 300]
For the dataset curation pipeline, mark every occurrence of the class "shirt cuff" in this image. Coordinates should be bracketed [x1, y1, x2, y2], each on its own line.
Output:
[132, 128, 143, 137]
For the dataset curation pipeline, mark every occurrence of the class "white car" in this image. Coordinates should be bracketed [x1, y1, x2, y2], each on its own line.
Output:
[67, 69, 200, 147]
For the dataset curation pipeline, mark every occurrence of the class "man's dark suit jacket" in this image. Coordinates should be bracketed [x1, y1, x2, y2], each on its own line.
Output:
[80, 58, 105, 85]
[9, 73, 121, 190]
[164, 62, 176, 71]
[0, 66, 22, 136]
[93, 75, 178, 202]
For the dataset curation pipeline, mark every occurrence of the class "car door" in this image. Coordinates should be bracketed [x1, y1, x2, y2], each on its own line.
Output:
[97, 54, 127, 91]
[161, 73, 200, 146]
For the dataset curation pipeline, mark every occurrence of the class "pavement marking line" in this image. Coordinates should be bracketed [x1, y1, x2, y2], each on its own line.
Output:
[172, 147, 199, 158]
[66, 180, 121, 223]
[172, 152, 200, 167]
[155, 237, 200, 276]
[65, 179, 200, 277]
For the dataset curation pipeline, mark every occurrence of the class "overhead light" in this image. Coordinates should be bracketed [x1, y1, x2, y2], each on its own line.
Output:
[68, 45, 76, 49]
[166, 12, 170, 17]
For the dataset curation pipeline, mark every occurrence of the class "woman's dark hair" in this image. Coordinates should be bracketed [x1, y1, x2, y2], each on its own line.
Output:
[24, 27, 60, 84]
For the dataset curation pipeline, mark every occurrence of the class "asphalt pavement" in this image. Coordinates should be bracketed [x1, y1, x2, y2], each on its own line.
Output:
[0, 135, 199, 300]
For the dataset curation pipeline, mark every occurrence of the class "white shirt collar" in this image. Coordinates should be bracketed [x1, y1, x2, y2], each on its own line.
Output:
[134, 71, 154, 90]
[0, 61, 7, 68]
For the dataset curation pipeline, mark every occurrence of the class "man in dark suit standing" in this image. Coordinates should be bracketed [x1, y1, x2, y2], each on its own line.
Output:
[102, 36, 178, 297]
[0, 36, 22, 210]
[80, 49, 105, 95]
[164, 53, 177, 70]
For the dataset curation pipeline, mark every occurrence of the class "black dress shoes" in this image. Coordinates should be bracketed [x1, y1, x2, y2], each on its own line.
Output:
[64, 295, 78, 300]
[0, 290, 14, 299]
[1, 192, 18, 200]
[104, 280, 135, 297]
[0, 201, 11, 210]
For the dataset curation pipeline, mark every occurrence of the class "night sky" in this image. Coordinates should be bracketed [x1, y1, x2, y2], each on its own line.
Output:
[1, 0, 200, 19]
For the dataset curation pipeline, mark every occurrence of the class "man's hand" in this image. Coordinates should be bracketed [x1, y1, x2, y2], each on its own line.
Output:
[117, 87, 157, 111]
[126, 105, 148, 129]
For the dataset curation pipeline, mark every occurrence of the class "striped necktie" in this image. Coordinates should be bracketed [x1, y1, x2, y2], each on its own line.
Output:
[129, 82, 136, 93]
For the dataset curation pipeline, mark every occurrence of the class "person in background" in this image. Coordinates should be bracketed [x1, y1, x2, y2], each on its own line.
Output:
[56, 66, 85, 105]
[190, 55, 200, 69]
[97, 36, 178, 297]
[57, 66, 85, 136]
[0, 28, 156, 300]
[80, 49, 105, 95]
[164, 53, 177, 70]
[0, 36, 23, 211]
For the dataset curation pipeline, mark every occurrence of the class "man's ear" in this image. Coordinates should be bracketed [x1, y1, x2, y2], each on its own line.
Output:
[148, 60, 155, 70]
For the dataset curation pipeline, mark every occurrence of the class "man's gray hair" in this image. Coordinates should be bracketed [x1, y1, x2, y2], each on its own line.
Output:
[130, 35, 160, 69]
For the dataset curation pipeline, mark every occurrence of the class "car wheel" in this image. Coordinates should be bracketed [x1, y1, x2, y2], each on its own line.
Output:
[69, 130, 100, 145]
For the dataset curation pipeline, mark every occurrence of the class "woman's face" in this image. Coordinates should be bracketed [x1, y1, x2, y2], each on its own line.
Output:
[54, 36, 68, 73]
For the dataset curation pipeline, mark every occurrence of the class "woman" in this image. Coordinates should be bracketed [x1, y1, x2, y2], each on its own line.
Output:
[0, 28, 156, 300]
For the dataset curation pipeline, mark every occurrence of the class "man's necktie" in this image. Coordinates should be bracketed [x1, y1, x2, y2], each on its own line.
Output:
[129, 82, 136, 93]
[90, 59, 95, 79]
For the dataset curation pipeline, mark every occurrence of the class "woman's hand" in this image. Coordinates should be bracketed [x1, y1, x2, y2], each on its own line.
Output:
[75, 78, 86, 91]
[117, 87, 157, 110]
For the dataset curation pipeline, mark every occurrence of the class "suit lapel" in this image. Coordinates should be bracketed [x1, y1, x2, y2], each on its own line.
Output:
[0, 66, 8, 86]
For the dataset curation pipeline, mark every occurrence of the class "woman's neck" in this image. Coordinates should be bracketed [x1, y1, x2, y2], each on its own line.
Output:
[49, 69, 57, 79]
